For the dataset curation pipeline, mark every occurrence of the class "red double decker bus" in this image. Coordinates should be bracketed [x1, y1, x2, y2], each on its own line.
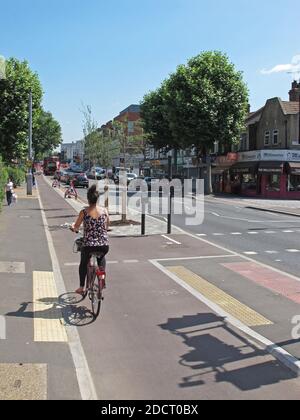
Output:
[43, 156, 60, 176]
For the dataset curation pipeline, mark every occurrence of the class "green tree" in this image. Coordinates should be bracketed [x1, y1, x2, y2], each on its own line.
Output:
[0, 58, 43, 162]
[33, 110, 62, 159]
[140, 84, 175, 151]
[141, 51, 249, 156]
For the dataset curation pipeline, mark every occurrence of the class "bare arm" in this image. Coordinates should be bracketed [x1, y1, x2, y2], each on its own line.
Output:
[105, 208, 110, 230]
[71, 210, 84, 233]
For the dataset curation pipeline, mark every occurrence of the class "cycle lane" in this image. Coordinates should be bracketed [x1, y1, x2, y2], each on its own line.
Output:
[37, 175, 300, 400]
[0, 185, 80, 400]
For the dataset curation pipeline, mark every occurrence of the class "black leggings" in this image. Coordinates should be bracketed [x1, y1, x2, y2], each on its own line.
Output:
[6, 191, 12, 206]
[79, 246, 109, 288]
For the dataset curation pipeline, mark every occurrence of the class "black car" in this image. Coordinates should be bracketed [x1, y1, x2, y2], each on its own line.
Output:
[72, 173, 89, 188]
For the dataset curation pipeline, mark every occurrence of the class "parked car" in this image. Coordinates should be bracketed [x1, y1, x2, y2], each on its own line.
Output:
[115, 172, 137, 185]
[60, 170, 71, 184]
[87, 167, 106, 180]
[72, 173, 89, 188]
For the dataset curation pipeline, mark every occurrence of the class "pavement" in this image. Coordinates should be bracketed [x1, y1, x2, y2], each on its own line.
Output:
[1, 176, 300, 399]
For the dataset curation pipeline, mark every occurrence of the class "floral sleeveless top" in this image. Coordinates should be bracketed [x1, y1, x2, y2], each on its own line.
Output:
[83, 208, 109, 247]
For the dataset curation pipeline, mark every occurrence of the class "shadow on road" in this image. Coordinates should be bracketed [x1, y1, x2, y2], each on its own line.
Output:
[5, 293, 98, 327]
[159, 313, 297, 391]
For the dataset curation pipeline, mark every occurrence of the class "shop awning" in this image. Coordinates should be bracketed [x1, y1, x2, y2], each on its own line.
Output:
[258, 161, 284, 174]
[287, 162, 300, 175]
[230, 162, 258, 174]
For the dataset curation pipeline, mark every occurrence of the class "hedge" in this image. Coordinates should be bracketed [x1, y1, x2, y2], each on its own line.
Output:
[6, 166, 26, 187]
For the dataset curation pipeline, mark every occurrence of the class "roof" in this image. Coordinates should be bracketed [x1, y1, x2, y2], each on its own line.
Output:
[280, 101, 299, 115]
[119, 105, 141, 115]
[245, 107, 264, 123]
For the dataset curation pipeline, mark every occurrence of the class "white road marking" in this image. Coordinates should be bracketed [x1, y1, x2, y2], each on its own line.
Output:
[244, 252, 258, 255]
[283, 230, 294, 233]
[211, 212, 220, 217]
[197, 234, 207, 237]
[64, 263, 79, 267]
[162, 235, 182, 245]
[265, 251, 278, 254]
[265, 231, 276, 234]
[123, 260, 139, 264]
[107, 261, 119, 265]
[0, 316, 6, 340]
[150, 259, 300, 377]
[213, 233, 225, 236]
[286, 249, 300, 253]
[231, 232, 242, 235]
[37, 180, 98, 401]
[248, 232, 258, 235]
[154, 255, 237, 262]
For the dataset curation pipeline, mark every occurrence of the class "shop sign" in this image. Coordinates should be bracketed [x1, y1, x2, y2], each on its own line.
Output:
[238, 150, 300, 163]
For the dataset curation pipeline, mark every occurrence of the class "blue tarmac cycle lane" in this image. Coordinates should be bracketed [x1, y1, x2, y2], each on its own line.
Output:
[34, 175, 300, 399]
[0, 184, 81, 400]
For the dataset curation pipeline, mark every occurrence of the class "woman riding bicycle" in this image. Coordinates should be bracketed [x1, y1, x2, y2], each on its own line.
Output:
[71, 185, 109, 295]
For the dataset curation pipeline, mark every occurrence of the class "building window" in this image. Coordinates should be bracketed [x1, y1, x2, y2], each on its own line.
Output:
[266, 174, 281, 192]
[288, 175, 300, 192]
[273, 130, 279, 145]
[264, 131, 270, 146]
[128, 121, 134, 134]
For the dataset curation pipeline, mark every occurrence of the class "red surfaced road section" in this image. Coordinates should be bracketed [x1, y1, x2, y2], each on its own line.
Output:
[222, 262, 300, 304]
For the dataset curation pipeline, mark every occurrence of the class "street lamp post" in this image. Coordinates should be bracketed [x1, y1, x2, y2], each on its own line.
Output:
[27, 91, 33, 196]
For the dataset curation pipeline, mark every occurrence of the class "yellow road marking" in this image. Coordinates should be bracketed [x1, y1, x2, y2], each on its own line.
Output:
[33, 271, 68, 342]
[168, 266, 273, 327]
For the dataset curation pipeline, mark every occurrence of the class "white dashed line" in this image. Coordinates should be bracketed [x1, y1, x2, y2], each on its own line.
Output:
[265, 231, 276, 234]
[286, 249, 300, 253]
[244, 252, 258, 255]
[265, 251, 278, 254]
[231, 232, 242, 236]
[213, 233, 225, 236]
[248, 232, 258, 235]
[197, 234, 207, 237]
[123, 260, 139, 264]
[161, 235, 182, 245]
[283, 230, 294, 233]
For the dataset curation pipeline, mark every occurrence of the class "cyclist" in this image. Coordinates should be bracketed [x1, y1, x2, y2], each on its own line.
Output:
[71, 185, 109, 295]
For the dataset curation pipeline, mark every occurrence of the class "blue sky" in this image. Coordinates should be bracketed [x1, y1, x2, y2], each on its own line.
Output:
[1, 0, 299, 143]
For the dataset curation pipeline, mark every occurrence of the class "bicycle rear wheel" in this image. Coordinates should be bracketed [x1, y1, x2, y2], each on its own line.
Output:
[91, 281, 102, 318]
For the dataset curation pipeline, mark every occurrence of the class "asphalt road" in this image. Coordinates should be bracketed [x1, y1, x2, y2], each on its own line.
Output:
[74, 183, 300, 277]
[164, 198, 300, 279]
[37, 177, 300, 399]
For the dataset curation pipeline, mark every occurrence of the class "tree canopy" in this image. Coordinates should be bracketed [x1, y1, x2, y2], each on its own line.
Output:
[0, 58, 61, 162]
[141, 51, 249, 156]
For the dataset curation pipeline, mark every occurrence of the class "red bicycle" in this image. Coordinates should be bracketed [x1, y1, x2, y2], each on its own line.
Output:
[74, 238, 106, 318]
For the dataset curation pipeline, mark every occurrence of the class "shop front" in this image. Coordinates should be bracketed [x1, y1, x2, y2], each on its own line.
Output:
[230, 162, 259, 196]
[229, 150, 300, 199]
[212, 153, 238, 193]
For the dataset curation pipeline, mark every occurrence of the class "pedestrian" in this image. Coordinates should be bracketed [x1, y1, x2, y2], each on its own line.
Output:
[5, 178, 14, 206]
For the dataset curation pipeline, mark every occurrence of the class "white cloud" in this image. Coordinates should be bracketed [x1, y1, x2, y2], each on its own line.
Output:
[261, 55, 300, 76]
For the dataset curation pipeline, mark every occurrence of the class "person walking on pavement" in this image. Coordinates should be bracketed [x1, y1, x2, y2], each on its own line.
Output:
[5, 178, 14, 206]
[71, 185, 110, 295]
